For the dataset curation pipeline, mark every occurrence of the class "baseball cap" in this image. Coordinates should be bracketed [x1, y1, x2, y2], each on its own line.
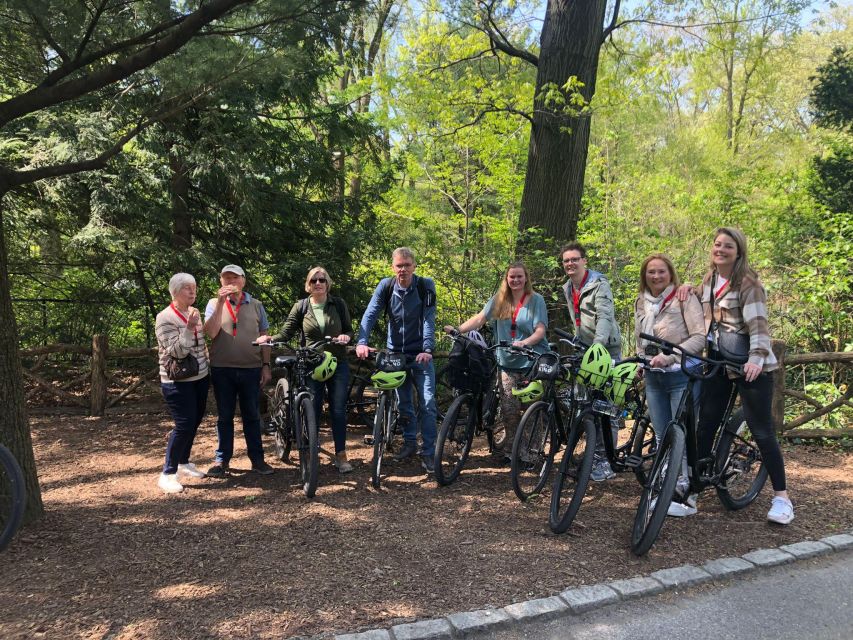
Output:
[220, 264, 245, 277]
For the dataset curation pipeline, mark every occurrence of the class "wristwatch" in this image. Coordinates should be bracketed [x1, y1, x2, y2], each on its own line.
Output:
[262, 363, 270, 368]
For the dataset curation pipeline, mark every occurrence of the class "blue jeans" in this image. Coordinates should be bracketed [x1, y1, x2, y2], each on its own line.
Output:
[211, 366, 264, 466]
[396, 359, 437, 457]
[644, 369, 691, 444]
[161, 376, 210, 474]
[310, 359, 350, 454]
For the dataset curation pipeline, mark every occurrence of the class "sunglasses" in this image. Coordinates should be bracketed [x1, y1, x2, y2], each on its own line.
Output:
[310, 277, 327, 284]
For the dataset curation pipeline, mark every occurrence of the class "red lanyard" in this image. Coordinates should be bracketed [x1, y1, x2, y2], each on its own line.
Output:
[225, 293, 244, 337]
[510, 294, 528, 338]
[571, 271, 590, 327]
[170, 303, 198, 340]
[659, 288, 677, 313]
[714, 278, 729, 299]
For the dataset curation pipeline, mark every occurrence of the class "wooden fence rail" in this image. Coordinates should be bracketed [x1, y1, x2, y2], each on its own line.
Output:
[19, 336, 853, 433]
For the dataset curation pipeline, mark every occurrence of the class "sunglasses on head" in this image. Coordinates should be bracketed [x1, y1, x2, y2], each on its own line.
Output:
[310, 277, 327, 284]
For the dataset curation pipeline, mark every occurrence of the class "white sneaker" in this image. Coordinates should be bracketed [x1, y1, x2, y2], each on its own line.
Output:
[667, 500, 698, 517]
[767, 496, 794, 525]
[158, 472, 184, 494]
[178, 463, 206, 478]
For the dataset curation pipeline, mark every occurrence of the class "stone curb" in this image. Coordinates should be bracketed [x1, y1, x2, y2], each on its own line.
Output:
[331, 535, 853, 640]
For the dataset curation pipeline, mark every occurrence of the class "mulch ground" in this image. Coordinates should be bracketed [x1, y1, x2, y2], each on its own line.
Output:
[2, 410, 852, 640]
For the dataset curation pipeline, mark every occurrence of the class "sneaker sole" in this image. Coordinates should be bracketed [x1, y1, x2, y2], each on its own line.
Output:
[767, 513, 794, 525]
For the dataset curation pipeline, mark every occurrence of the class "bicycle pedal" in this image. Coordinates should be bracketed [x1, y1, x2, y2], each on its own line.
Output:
[623, 454, 642, 469]
[363, 435, 375, 445]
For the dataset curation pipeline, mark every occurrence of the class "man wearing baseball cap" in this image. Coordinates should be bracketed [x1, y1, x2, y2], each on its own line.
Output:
[203, 265, 274, 477]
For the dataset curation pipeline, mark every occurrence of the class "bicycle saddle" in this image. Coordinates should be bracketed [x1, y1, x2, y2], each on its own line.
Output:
[274, 355, 297, 368]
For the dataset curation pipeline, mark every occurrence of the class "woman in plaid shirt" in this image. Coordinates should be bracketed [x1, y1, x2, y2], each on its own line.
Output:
[690, 228, 794, 524]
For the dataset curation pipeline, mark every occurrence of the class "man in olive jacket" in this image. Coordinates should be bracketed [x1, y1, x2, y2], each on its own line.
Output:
[560, 242, 622, 481]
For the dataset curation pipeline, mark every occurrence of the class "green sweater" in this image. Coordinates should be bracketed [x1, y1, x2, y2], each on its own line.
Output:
[272, 296, 353, 360]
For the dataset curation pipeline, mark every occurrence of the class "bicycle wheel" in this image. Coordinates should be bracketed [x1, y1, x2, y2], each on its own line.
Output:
[549, 412, 596, 533]
[348, 374, 376, 429]
[271, 378, 292, 462]
[631, 424, 685, 556]
[435, 364, 454, 424]
[434, 393, 476, 486]
[371, 394, 389, 489]
[482, 376, 505, 449]
[0, 444, 26, 553]
[715, 408, 768, 510]
[511, 401, 557, 502]
[630, 415, 657, 487]
[296, 396, 319, 498]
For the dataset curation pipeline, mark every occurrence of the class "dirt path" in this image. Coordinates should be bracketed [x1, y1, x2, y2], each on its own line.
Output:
[2, 413, 851, 639]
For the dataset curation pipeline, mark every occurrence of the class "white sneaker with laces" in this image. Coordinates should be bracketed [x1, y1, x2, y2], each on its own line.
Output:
[178, 463, 206, 478]
[667, 500, 698, 517]
[767, 496, 794, 524]
[158, 472, 184, 494]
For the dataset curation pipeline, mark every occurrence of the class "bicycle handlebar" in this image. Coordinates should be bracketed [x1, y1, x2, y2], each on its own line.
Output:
[638, 332, 742, 379]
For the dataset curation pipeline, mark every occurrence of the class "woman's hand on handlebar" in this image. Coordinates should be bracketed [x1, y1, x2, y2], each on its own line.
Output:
[648, 353, 670, 369]
[443, 325, 457, 335]
[742, 362, 761, 382]
[331, 335, 351, 345]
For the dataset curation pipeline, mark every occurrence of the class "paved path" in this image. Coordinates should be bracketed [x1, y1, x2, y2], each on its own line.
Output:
[481, 550, 853, 640]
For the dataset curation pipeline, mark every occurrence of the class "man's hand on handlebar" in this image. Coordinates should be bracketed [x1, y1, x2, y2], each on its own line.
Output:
[355, 344, 371, 359]
[415, 352, 433, 365]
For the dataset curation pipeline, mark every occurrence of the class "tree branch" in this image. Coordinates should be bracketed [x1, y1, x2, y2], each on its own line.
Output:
[73, 0, 110, 62]
[601, 0, 622, 43]
[27, 10, 71, 64]
[0, 0, 254, 128]
[474, 0, 538, 67]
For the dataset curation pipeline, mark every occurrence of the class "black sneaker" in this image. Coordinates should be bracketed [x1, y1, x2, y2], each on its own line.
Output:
[206, 463, 228, 478]
[421, 455, 435, 474]
[262, 421, 276, 436]
[393, 441, 418, 461]
[252, 461, 275, 475]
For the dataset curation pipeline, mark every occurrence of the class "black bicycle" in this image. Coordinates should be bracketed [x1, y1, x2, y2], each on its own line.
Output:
[433, 330, 502, 485]
[0, 443, 26, 552]
[630, 333, 768, 556]
[347, 357, 378, 429]
[259, 339, 336, 498]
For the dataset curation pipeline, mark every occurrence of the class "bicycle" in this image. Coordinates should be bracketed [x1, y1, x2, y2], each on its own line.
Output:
[0, 443, 26, 552]
[507, 333, 588, 502]
[365, 350, 423, 489]
[630, 332, 768, 556]
[433, 330, 502, 485]
[347, 357, 378, 429]
[549, 343, 655, 534]
[257, 338, 337, 498]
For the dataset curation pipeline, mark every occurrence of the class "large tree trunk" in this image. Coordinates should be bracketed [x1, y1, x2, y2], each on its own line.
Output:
[517, 0, 607, 245]
[0, 194, 45, 524]
[169, 149, 192, 251]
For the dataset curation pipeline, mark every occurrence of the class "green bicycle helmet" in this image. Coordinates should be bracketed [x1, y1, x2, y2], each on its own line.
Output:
[511, 380, 544, 403]
[607, 361, 639, 406]
[311, 351, 338, 382]
[578, 343, 612, 389]
[371, 369, 407, 390]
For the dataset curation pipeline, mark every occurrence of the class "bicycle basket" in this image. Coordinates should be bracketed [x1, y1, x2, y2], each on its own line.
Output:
[511, 379, 543, 403]
[577, 343, 612, 390]
[447, 338, 494, 392]
[531, 351, 560, 381]
[606, 361, 639, 407]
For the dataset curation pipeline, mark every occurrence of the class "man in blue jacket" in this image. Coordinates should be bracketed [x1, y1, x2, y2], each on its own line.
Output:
[356, 247, 438, 473]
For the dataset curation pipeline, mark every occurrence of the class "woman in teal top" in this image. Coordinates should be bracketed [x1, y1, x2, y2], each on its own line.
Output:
[444, 261, 549, 461]
[270, 266, 354, 473]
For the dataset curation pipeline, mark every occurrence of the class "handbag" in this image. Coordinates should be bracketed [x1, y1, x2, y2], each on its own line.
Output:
[709, 273, 750, 364]
[165, 353, 199, 380]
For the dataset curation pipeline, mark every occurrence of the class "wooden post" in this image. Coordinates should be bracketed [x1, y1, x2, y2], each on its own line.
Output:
[90, 334, 108, 416]
[771, 339, 786, 434]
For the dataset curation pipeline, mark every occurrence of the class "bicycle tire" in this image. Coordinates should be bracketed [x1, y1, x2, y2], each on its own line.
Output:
[482, 375, 505, 449]
[0, 444, 26, 553]
[630, 415, 657, 487]
[434, 393, 476, 486]
[296, 396, 319, 498]
[371, 394, 389, 489]
[549, 412, 596, 533]
[715, 408, 768, 510]
[271, 378, 293, 462]
[631, 424, 685, 556]
[511, 401, 557, 502]
[348, 374, 376, 429]
[435, 364, 455, 424]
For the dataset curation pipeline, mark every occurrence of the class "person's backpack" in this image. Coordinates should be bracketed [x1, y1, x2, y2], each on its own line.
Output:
[378, 275, 436, 325]
[296, 296, 349, 346]
[447, 337, 494, 393]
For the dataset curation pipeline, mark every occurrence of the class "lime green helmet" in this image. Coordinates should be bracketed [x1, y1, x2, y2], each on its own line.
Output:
[371, 369, 407, 390]
[607, 361, 638, 406]
[311, 351, 338, 382]
[578, 343, 612, 389]
[511, 380, 544, 403]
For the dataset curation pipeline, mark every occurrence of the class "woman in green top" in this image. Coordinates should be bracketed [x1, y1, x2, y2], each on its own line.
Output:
[271, 266, 354, 472]
[445, 261, 549, 461]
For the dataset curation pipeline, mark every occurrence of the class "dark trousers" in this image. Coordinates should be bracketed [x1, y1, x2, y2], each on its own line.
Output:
[310, 359, 350, 454]
[211, 366, 264, 466]
[698, 368, 786, 491]
[161, 376, 210, 474]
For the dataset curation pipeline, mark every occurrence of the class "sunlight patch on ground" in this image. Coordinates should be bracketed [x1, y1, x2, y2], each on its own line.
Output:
[153, 582, 223, 601]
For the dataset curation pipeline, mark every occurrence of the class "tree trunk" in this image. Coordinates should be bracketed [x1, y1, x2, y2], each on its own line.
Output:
[517, 0, 608, 246]
[90, 334, 109, 416]
[169, 149, 192, 251]
[0, 193, 45, 524]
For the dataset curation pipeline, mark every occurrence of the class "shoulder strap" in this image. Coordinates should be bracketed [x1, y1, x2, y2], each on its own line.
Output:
[297, 298, 311, 346]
